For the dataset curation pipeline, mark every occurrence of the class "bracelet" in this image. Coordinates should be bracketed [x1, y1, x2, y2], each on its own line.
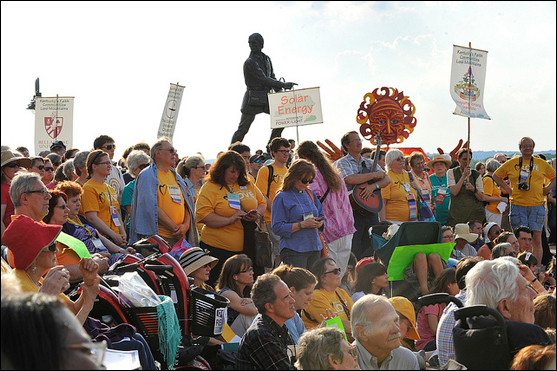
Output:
[298, 222, 303, 229]
[531, 277, 538, 283]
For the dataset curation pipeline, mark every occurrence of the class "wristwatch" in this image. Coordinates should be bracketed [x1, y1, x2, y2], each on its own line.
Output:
[298, 222, 303, 229]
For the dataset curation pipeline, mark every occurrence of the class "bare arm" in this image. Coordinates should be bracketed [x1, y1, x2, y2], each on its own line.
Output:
[221, 290, 258, 316]
[492, 173, 512, 195]
[85, 211, 121, 242]
[345, 171, 385, 185]
[427, 313, 440, 335]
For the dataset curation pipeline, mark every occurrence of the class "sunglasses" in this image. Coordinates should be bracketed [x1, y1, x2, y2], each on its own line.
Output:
[5, 162, 21, 168]
[193, 166, 206, 169]
[324, 268, 341, 275]
[138, 163, 149, 170]
[504, 250, 517, 257]
[102, 144, 116, 150]
[46, 243, 57, 252]
[36, 165, 45, 170]
[300, 179, 314, 184]
[252, 159, 265, 163]
[160, 147, 177, 154]
[44, 166, 54, 172]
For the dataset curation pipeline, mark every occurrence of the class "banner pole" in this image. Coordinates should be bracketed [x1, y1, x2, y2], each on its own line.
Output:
[467, 42, 471, 151]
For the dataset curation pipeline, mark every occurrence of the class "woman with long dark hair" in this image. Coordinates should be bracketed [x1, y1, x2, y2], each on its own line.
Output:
[296, 140, 356, 275]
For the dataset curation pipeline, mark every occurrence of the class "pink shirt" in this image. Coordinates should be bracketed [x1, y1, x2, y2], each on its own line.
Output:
[416, 303, 444, 350]
[309, 168, 356, 243]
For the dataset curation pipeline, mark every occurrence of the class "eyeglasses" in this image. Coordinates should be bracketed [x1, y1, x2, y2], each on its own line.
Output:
[252, 159, 265, 163]
[160, 148, 177, 154]
[36, 165, 45, 170]
[56, 204, 68, 210]
[493, 230, 501, 235]
[300, 179, 314, 184]
[5, 162, 21, 168]
[324, 267, 341, 275]
[96, 161, 112, 166]
[44, 166, 54, 172]
[395, 157, 405, 161]
[341, 344, 358, 358]
[442, 234, 455, 240]
[46, 243, 57, 252]
[350, 139, 362, 143]
[239, 267, 254, 273]
[275, 150, 290, 154]
[138, 163, 149, 170]
[102, 144, 116, 150]
[504, 250, 517, 257]
[66, 340, 107, 367]
[26, 188, 51, 197]
[400, 316, 414, 331]
[193, 166, 206, 169]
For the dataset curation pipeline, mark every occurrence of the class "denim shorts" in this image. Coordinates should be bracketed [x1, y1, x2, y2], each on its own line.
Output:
[509, 204, 546, 232]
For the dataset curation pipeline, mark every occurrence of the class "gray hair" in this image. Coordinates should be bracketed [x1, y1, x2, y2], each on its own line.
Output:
[251, 273, 281, 315]
[10, 171, 42, 207]
[126, 150, 151, 176]
[351, 294, 392, 340]
[150, 137, 170, 162]
[185, 155, 205, 169]
[295, 327, 346, 370]
[62, 159, 74, 180]
[491, 242, 514, 259]
[385, 149, 404, 172]
[73, 151, 90, 176]
[485, 158, 501, 173]
[466, 259, 519, 310]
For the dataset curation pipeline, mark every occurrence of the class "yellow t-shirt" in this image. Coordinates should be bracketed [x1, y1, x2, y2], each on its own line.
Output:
[381, 170, 418, 222]
[494, 157, 556, 206]
[255, 163, 288, 225]
[483, 175, 502, 214]
[302, 288, 353, 330]
[12, 269, 70, 303]
[157, 169, 186, 238]
[82, 179, 121, 235]
[195, 180, 266, 252]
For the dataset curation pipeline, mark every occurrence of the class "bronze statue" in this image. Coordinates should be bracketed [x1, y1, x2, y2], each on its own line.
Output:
[231, 33, 296, 147]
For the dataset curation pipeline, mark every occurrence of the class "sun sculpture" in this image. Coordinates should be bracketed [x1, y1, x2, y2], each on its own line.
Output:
[356, 87, 417, 146]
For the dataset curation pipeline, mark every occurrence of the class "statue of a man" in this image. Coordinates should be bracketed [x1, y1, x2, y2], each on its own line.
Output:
[231, 33, 296, 146]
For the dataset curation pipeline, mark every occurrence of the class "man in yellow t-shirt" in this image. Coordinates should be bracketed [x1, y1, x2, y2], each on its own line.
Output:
[493, 137, 556, 266]
[255, 137, 290, 267]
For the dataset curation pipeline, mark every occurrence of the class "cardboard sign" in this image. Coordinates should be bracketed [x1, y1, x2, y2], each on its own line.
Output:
[268, 87, 323, 129]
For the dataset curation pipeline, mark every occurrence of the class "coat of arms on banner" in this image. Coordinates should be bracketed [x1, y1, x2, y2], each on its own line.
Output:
[454, 66, 479, 102]
[44, 116, 63, 139]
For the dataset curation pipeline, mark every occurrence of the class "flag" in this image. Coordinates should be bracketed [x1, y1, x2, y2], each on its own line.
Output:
[450, 45, 490, 119]
[157, 83, 185, 141]
[34, 96, 74, 155]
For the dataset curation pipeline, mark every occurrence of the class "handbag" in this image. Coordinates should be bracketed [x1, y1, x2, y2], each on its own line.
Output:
[253, 218, 273, 268]
[417, 192, 436, 222]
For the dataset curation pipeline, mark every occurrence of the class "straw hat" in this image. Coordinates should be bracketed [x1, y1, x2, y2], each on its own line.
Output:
[1, 150, 32, 169]
[389, 296, 420, 341]
[179, 247, 218, 276]
[3, 215, 61, 269]
[453, 223, 478, 243]
[426, 154, 452, 168]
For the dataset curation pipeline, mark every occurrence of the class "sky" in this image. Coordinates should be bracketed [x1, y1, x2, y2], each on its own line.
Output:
[2, 1, 556, 161]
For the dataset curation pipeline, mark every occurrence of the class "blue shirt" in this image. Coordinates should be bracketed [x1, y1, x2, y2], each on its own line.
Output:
[271, 188, 325, 253]
[334, 154, 382, 191]
[285, 312, 306, 344]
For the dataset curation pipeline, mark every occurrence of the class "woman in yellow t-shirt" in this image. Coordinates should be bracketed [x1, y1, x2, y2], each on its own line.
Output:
[482, 159, 509, 227]
[81, 150, 127, 247]
[380, 149, 419, 223]
[195, 150, 266, 285]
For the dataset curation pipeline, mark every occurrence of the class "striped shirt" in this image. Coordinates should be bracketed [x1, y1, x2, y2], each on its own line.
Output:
[436, 290, 467, 367]
[334, 154, 384, 191]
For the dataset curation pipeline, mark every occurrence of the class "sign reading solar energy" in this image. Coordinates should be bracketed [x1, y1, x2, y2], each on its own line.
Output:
[268, 87, 323, 129]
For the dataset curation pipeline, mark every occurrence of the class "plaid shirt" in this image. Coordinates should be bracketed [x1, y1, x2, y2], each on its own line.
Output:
[436, 290, 467, 367]
[334, 154, 384, 191]
[235, 314, 295, 370]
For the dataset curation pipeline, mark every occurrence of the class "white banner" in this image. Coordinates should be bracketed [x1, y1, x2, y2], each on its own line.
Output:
[268, 87, 323, 129]
[157, 83, 185, 141]
[34, 96, 74, 155]
[450, 45, 490, 119]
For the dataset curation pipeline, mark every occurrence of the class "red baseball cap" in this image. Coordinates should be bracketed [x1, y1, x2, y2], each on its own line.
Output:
[3, 215, 61, 270]
[356, 257, 375, 273]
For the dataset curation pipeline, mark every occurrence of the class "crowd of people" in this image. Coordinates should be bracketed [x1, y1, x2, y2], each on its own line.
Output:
[1, 133, 556, 370]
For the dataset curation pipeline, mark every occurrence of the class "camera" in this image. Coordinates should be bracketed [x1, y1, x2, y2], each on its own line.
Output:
[518, 182, 530, 191]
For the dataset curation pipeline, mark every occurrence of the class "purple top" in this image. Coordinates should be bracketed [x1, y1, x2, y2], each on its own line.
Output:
[309, 168, 356, 243]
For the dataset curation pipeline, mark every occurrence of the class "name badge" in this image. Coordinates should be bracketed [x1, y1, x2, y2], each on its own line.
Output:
[403, 183, 411, 193]
[303, 212, 314, 221]
[168, 186, 182, 204]
[109, 206, 121, 227]
[436, 188, 447, 204]
[519, 169, 529, 183]
[92, 238, 104, 249]
[239, 186, 247, 190]
[228, 193, 241, 210]
[422, 189, 431, 203]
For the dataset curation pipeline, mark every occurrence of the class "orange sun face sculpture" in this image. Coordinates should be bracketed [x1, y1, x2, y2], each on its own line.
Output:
[356, 87, 417, 146]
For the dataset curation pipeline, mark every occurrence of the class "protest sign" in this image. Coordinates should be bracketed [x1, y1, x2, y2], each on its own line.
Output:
[268, 87, 323, 129]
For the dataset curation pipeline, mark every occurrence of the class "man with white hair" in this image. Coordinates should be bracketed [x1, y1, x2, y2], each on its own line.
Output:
[351, 294, 419, 370]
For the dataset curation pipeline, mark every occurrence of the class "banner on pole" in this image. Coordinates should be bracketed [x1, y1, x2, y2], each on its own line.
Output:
[157, 83, 185, 141]
[268, 87, 323, 129]
[34, 96, 74, 155]
[450, 45, 490, 119]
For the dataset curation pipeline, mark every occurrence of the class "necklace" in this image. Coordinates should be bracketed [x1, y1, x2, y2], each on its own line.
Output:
[24, 270, 40, 289]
